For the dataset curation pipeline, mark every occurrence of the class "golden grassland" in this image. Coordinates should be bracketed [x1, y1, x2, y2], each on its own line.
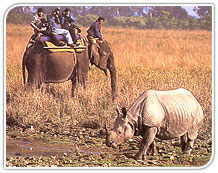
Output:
[6, 24, 212, 167]
[6, 23, 212, 129]
[6, 24, 212, 138]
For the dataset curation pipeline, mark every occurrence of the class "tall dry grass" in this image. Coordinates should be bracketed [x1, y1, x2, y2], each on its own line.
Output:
[6, 24, 212, 135]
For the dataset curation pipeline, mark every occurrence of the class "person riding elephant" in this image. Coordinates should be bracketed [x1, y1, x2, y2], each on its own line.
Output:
[87, 16, 105, 41]
[87, 16, 107, 67]
[62, 8, 81, 44]
[52, 8, 62, 25]
[48, 8, 75, 47]
[30, 8, 51, 43]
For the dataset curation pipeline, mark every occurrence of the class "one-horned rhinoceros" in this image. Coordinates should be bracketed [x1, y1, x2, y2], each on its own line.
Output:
[106, 88, 204, 160]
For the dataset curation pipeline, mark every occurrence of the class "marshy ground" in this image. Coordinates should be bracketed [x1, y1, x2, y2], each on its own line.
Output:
[6, 124, 212, 167]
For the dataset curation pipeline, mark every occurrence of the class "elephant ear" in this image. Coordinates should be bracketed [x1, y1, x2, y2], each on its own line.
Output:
[90, 44, 100, 65]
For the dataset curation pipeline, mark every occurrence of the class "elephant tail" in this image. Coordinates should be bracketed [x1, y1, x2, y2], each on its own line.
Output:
[22, 50, 28, 85]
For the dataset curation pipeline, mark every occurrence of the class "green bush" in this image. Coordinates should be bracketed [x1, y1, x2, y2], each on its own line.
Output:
[6, 12, 211, 31]
[77, 14, 99, 27]
[7, 11, 32, 24]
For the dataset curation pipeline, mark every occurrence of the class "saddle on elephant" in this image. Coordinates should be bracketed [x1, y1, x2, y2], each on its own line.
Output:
[40, 34, 86, 53]
[27, 33, 86, 53]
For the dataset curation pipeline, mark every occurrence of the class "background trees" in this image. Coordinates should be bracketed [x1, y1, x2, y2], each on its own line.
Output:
[194, 6, 212, 30]
[6, 6, 212, 30]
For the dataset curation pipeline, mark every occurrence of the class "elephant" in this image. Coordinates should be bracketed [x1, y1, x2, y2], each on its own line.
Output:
[22, 36, 118, 101]
[22, 39, 88, 97]
[87, 38, 118, 101]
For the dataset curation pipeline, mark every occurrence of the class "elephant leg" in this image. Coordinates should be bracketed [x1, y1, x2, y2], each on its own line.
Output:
[71, 75, 77, 97]
[80, 70, 87, 90]
[135, 126, 157, 160]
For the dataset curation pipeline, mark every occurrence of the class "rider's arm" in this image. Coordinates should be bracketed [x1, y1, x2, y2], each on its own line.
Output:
[61, 16, 65, 25]
[30, 22, 39, 31]
[48, 16, 56, 31]
[70, 16, 76, 24]
[30, 16, 40, 32]
[94, 22, 102, 39]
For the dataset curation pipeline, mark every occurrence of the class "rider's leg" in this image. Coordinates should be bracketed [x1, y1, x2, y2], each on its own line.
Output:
[54, 28, 74, 45]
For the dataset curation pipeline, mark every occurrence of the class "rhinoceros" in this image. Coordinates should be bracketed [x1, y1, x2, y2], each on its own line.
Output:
[106, 88, 204, 160]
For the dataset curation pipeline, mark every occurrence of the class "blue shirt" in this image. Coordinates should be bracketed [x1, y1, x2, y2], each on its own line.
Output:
[62, 15, 75, 25]
[87, 21, 102, 38]
[49, 16, 62, 31]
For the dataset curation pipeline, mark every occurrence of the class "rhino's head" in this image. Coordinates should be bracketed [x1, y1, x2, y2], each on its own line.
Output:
[106, 107, 135, 148]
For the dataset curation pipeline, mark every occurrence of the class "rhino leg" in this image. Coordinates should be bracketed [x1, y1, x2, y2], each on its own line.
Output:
[182, 138, 195, 155]
[181, 134, 188, 152]
[147, 141, 158, 156]
[135, 126, 157, 160]
[182, 130, 198, 155]
[184, 139, 195, 155]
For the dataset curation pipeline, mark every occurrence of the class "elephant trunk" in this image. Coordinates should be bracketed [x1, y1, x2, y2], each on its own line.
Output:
[108, 55, 118, 101]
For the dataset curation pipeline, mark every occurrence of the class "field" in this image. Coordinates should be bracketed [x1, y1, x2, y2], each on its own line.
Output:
[6, 24, 212, 167]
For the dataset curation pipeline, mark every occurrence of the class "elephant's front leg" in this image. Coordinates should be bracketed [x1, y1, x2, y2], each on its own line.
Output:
[135, 126, 157, 160]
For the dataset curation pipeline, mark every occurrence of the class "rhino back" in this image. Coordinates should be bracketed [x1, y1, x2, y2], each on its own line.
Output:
[126, 89, 204, 138]
[156, 90, 204, 137]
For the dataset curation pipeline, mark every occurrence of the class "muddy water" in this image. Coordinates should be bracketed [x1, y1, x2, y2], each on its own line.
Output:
[6, 137, 76, 157]
[6, 137, 100, 157]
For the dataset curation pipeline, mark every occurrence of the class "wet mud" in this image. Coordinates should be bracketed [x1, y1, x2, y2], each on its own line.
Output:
[6, 127, 212, 167]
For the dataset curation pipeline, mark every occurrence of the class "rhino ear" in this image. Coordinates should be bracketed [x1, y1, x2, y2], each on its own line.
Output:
[116, 105, 122, 116]
[121, 107, 127, 119]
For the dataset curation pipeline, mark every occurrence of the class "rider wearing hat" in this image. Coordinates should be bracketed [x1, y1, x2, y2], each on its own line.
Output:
[87, 16, 105, 41]
[49, 8, 75, 47]
[30, 8, 51, 41]
[62, 8, 81, 44]
[51, 8, 62, 25]
[62, 8, 76, 29]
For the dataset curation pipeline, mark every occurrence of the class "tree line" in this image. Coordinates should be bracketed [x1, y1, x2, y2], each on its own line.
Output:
[7, 6, 212, 30]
